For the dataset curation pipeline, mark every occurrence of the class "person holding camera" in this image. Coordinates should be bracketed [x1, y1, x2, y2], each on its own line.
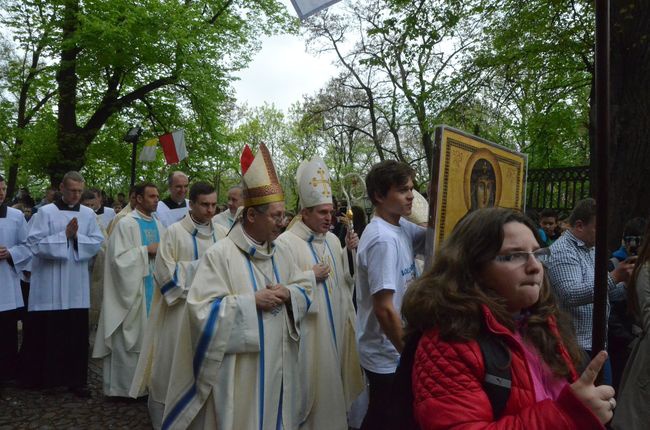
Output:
[612, 219, 650, 429]
[607, 217, 647, 390]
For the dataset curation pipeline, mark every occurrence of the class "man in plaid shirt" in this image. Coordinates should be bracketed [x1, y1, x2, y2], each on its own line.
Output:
[545, 198, 635, 383]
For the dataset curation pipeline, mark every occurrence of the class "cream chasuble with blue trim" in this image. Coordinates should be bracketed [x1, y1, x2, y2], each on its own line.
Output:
[276, 220, 364, 429]
[162, 222, 312, 430]
[93, 209, 164, 397]
[129, 213, 227, 428]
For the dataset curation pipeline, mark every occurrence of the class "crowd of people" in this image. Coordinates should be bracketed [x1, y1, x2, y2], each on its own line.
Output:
[0, 145, 649, 429]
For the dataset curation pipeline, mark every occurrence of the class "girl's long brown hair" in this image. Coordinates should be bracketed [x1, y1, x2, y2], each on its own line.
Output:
[402, 208, 583, 377]
[627, 221, 650, 322]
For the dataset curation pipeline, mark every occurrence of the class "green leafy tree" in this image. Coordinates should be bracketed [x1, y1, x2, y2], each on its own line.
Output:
[1, 0, 296, 188]
[360, 0, 487, 170]
[475, 0, 593, 168]
[0, 0, 57, 196]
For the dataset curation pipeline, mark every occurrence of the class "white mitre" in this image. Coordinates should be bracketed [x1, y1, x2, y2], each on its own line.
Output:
[296, 156, 333, 209]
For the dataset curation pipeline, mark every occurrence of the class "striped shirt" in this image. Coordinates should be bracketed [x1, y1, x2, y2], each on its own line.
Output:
[545, 230, 625, 350]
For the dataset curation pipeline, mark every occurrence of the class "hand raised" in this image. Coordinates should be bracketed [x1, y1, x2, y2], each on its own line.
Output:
[611, 256, 636, 283]
[570, 351, 615, 424]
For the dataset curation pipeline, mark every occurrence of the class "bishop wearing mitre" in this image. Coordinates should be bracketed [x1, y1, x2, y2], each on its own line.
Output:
[276, 156, 364, 429]
[162, 144, 313, 430]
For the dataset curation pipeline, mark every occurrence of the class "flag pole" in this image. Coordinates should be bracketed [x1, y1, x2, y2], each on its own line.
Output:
[591, 0, 609, 383]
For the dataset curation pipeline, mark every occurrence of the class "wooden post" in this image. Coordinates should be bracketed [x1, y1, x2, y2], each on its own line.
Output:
[591, 0, 609, 382]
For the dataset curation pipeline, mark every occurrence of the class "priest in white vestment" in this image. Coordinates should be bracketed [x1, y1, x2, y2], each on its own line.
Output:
[162, 144, 313, 430]
[107, 188, 136, 236]
[21, 171, 104, 396]
[157, 171, 190, 227]
[0, 175, 31, 383]
[276, 157, 364, 429]
[93, 182, 165, 397]
[212, 185, 242, 230]
[94, 189, 116, 232]
[80, 190, 107, 327]
[130, 182, 227, 428]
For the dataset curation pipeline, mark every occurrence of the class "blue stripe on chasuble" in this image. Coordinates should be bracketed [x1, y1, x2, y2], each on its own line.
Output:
[161, 297, 222, 430]
[191, 229, 199, 260]
[246, 256, 266, 430]
[135, 217, 160, 315]
[160, 267, 178, 295]
[159, 229, 222, 429]
[307, 239, 337, 348]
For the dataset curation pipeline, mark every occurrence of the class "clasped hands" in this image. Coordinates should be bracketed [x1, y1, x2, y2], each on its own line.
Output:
[313, 263, 330, 282]
[255, 284, 290, 311]
[65, 217, 78, 239]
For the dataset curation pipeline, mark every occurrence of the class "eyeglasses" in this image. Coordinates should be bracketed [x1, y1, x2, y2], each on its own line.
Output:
[253, 207, 288, 225]
[494, 248, 550, 265]
[269, 214, 288, 225]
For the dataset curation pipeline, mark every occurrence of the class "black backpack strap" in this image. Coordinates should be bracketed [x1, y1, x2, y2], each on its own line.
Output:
[387, 331, 422, 430]
[476, 331, 512, 420]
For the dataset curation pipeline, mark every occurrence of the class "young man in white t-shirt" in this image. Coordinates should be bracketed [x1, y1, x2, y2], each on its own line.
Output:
[356, 160, 426, 430]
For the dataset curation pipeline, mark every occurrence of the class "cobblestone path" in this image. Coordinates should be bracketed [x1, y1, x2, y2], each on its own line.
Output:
[0, 331, 151, 429]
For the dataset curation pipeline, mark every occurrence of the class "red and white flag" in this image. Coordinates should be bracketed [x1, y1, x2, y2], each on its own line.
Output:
[159, 129, 187, 165]
[290, 0, 342, 20]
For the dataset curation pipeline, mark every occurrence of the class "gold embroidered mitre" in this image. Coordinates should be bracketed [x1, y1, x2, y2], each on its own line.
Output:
[242, 143, 285, 207]
[296, 156, 333, 209]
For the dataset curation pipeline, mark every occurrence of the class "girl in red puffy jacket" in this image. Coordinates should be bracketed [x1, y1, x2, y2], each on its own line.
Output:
[401, 208, 615, 429]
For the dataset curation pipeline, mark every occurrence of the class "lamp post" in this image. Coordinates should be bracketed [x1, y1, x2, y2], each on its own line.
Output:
[123, 125, 143, 188]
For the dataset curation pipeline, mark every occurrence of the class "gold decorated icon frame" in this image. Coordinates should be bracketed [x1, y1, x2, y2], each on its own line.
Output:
[427, 126, 527, 253]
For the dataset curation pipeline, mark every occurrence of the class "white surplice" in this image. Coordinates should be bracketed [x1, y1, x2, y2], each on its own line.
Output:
[93, 210, 165, 396]
[26, 202, 104, 311]
[276, 221, 364, 429]
[0, 206, 30, 312]
[161, 222, 313, 430]
[156, 199, 189, 228]
[97, 206, 116, 231]
[130, 213, 227, 428]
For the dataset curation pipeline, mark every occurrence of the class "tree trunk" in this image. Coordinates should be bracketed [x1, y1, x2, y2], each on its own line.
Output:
[607, 0, 650, 250]
[423, 130, 434, 176]
[5, 140, 22, 199]
[7, 87, 28, 198]
[51, 0, 83, 187]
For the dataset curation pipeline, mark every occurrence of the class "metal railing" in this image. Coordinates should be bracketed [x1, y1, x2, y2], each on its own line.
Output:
[526, 166, 590, 212]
